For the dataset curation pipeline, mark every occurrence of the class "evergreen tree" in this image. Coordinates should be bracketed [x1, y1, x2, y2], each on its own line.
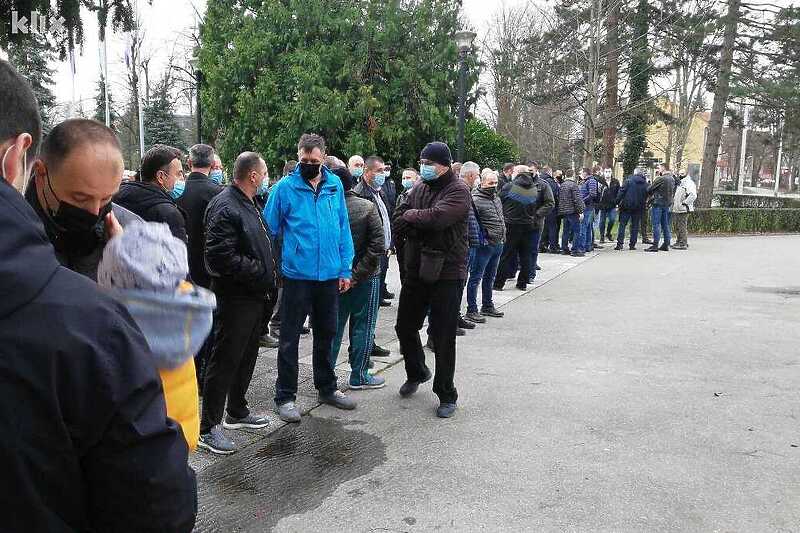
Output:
[621, 0, 653, 176]
[6, 34, 57, 132]
[199, 0, 467, 169]
[143, 79, 187, 152]
[94, 75, 118, 129]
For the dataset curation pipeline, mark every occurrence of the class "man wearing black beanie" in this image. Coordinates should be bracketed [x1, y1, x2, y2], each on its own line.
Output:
[392, 141, 470, 418]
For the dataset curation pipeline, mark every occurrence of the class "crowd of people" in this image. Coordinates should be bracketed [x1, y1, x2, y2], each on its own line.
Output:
[0, 58, 699, 531]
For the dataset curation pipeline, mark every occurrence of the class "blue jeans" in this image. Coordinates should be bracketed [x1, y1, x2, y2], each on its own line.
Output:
[617, 209, 642, 246]
[579, 207, 595, 252]
[275, 278, 339, 404]
[529, 228, 542, 281]
[561, 214, 580, 252]
[466, 244, 503, 313]
[651, 206, 672, 247]
[599, 208, 618, 238]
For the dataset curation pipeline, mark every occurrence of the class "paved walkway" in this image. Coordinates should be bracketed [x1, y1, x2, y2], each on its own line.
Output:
[193, 236, 800, 532]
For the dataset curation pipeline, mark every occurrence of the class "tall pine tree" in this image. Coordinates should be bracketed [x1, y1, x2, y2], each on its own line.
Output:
[94, 74, 118, 129]
[621, 0, 652, 176]
[7, 34, 57, 132]
[143, 78, 187, 152]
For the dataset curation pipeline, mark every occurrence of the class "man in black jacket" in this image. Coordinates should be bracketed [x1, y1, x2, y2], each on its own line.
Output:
[177, 143, 221, 289]
[614, 168, 649, 250]
[177, 143, 222, 386]
[199, 152, 276, 455]
[393, 141, 470, 419]
[0, 58, 196, 533]
[115, 144, 188, 242]
[493, 165, 539, 291]
[598, 168, 620, 243]
[25, 118, 139, 281]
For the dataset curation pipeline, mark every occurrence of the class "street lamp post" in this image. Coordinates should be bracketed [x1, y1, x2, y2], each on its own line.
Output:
[189, 56, 203, 144]
[454, 31, 476, 163]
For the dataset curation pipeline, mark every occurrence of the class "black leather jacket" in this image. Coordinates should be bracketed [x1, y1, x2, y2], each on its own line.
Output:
[345, 191, 384, 284]
[204, 185, 275, 300]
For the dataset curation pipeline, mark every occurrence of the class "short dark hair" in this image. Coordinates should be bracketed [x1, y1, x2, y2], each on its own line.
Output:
[189, 143, 214, 168]
[503, 163, 514, 172]
[283, 160, 297, 176]
[140, 144, 182, 182]
[233, 151, 264, 182]
[0, 60, 42, 154]
[297, 133, 326, 154]
[581, 167, 591, 175]
[40, 119, 121, 171]
[365, 155, 384, 171]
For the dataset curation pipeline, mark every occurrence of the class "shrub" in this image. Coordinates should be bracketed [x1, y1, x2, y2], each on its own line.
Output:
[688, 208, 800, 234]
[714, 193, 800, 209]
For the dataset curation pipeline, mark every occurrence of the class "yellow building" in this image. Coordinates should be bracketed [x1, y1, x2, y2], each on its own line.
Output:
[614, 99, 710, 179]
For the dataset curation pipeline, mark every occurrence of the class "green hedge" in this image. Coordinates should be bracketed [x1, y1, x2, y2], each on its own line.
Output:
[714, 193, 800, 209]
[688, 208, 800, 234]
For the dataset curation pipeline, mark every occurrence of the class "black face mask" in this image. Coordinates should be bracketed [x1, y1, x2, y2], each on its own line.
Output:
[299, 162, 321, 181]
[43, 172, 111, 255]
[482, 186, 497, 196]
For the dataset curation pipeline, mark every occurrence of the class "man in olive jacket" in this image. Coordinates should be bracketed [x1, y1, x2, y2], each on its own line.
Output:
[330, 167, 386, 389]
[393, 141, 470, 419]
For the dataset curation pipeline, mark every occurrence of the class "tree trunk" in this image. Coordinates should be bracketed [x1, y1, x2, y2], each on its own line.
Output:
[602, 2, 619, 170]
[697, 0, 740, 207]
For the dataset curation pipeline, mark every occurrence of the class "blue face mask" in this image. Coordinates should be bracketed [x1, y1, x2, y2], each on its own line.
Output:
[256, 179, 269, 197]
[170, 180, 185, 200]
[402, 178, 414, 190]
[373, 172, 386, 189]
[351, 167, 364, 179]
[209, 169, 224, 185]
[420, 164, 438, 181]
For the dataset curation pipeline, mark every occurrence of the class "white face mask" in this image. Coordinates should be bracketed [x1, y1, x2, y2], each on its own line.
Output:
[2, 144, 28, 191]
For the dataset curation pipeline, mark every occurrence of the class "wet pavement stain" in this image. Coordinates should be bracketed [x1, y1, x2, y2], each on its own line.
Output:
[194, 415, 386, 532]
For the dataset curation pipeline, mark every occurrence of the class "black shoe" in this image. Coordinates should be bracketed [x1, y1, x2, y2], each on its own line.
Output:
[399, 368, 432, 397]
[614, 243, 623, 250]
[643, 239, 653, 245]
[593, 243, 604, 249]
[380, 299, 391, 307]
[223, 413, 270, 430]
[456, 328, 466, 336]
[606, 234, 613, 241]
[371, 344, 391, 358]
[535, 265, 541, 270]
[259, 333, 279, 349]
[561, 249, 571, 255]
[600, 238, 605, 244]
[382, 290, 395, 300]
[549, 248, 561, 254]
[629, 245, 636, 251]
[645, 245, 659, 252]
[458, 317, 476, 329]
[571, 251, 585, 257]
[515, 283, 527, 291]
[659, 244, 670, 251]
[464, 312, 487, 324]
[493, 283, 504, 291]
[481, 307, 504, 318]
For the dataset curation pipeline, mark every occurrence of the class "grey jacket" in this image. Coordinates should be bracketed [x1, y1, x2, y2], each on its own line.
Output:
[471, 187, 506, 245]
[557, 178, 585, 216]
[345, 191, 384, 284]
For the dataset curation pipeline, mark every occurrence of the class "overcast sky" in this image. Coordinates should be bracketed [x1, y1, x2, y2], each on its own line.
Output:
[47, 0, 526, 115]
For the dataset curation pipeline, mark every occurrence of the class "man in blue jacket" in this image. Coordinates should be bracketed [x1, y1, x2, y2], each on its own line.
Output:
[614, 168, 650, 250]
[264, 133, 356, 423]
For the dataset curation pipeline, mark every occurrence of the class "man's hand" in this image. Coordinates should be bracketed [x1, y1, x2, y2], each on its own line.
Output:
[579, 213, 584, 222]
[339, 278, 352, 293]
[104, 211, 123, 240]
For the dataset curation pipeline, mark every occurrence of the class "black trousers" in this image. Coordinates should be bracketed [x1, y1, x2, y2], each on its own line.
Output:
[617, 209, 642, 247]
[274, 278, 339, 405]
[200, 294, 272, 433]
[395, 279, 462, 404]
[495, 224, 533, 288]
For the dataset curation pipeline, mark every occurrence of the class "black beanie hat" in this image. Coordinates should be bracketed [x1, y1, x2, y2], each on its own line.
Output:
[420, 141, 452, 167]
[331, 166, 354, 191]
